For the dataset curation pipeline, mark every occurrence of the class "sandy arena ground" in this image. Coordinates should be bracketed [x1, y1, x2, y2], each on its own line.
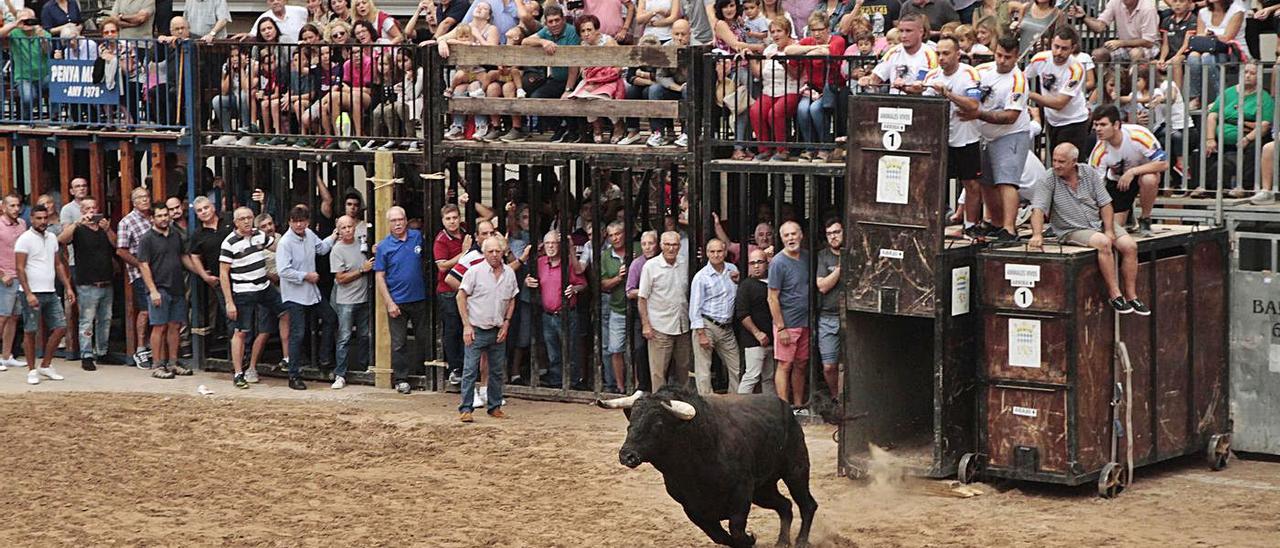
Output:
[1, 363, 1278, 547]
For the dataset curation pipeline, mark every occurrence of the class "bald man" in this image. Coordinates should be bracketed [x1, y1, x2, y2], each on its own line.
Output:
[1029, 143, 1147, 316]
[374, 206, 429, 394]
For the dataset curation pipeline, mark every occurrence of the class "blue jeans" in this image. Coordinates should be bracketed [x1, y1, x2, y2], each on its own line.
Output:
[796, 85, 836, 152]
[76, 284, 113, 359]
[282, 301, 320, 379]
[332, 301, 370, 378]
[1186, 52, 1225, 102]
[212, 92, 250, 132]
[439, 292, 463, 375]
[18, 79, 48, 121]
[459, 326, 506, 413]
[541, 310, 578, 386]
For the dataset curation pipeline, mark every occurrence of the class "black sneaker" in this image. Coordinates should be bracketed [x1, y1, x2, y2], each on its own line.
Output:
[288, 377, 307, 390]
[549, 127, 569, 142]
[234, 373, 249, 389]
[991, 229, 1018, 242]
[963, 225, 985, 240]
[81, 358, 96, 371]
[1129, 299, 1151, 316]
[1110, 296, 1133, 314]
[1137, 217, 1153, 237]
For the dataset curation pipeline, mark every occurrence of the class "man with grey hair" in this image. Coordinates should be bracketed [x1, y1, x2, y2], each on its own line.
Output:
[220, 206, 278, 389]
[59, 196, 116, 371]
[117, 187, 154, 368]
[638, 230, 691, 391]
[374, 205, 427, 395]
[527, 229, 587, 388]
[598, 220, 629, 393]
[458, 236, 519, 422]
[689, 237, 741, 394]
[625, 229, 659, 390]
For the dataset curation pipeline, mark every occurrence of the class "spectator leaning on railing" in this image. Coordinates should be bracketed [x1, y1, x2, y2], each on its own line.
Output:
[1, 10, 53, 121]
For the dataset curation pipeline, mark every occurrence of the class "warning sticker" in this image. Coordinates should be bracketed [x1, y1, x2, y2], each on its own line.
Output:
[1005, 264, 1041, 287]
[1012, 406, 1039, 418]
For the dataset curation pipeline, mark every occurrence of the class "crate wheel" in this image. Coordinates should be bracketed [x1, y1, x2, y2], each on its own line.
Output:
[1097, 462, 1127, 499]
[1207, 433, 1231, 471]
[957, 453, 981, 484]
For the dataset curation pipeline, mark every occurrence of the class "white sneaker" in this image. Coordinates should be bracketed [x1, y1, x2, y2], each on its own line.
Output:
[473, 125, 490, 141]
[2, 355, 23, 367]
[674, 133, 689, 147]
[244, 368, 260, 383]
[1250, 190, 1276, 205]
[27, 370, 39, 385]
[0, 362, 6, 371]
[443, 126, 464, 141]
[236, 136, 255, 146]
[467, 87, 486, 98]
[38, 367, 64, 380]
[646, 133, 667, 147]
[213, 135, 237, 145]
[475, 387, 488, 407]
[617, 131, 644, 145]
[331, 376, 346, 390]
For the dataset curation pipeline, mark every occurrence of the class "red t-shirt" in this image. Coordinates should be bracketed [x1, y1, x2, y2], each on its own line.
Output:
[433, 229, 464, 293]
[795, 35, 848, 90]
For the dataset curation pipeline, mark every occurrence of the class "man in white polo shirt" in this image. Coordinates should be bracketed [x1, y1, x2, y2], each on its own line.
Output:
[638, 230, 691, 391]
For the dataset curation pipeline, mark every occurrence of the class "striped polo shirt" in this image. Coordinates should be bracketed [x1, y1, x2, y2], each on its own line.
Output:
[219, 229, 276, 294]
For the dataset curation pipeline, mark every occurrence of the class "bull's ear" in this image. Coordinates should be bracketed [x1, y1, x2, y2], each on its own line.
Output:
[660, 400, 696, 421]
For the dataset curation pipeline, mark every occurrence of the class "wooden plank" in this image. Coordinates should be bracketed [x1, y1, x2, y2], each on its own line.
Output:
[88, 142, 105, 206]
[58, 141, 74, 200]
[372, 151, 394, 389]
[28, 138, 44, 201]
[447, 97, 679, 119]
[0, 137, 12, 195]
[151, 143, 168, 201]
[445, 44, 680, 69]
[119, 141, 137, 356]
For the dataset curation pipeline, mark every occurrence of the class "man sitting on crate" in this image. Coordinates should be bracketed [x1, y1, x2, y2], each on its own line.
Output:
[1028, 143, 1150, 316]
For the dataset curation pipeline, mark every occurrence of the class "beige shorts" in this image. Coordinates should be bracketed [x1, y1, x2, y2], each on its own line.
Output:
[1061, 224, 1129, 247]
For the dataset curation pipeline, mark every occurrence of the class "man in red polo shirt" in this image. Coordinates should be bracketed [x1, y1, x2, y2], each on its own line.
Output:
[433, 204, 471, 385]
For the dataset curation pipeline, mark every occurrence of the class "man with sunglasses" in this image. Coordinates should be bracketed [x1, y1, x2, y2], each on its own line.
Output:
[734, 248, 775, 395]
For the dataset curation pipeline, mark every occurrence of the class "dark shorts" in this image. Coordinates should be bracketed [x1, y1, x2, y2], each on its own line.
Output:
[131, 277, 150, 310]
[1105, 177, 1140, 214]
[948, 142, 981, 181]
[230, 287, 283, 334]
[147, 290, 188, 326]
[1047, 120, 1096, 161]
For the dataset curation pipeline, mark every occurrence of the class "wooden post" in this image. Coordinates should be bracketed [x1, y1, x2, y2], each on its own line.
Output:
[0, 137, 11, 195]
[371, 151, 396, 389]
[119, 141, 138, 357]
[88, 142, 105, 214]
[28, 138, 44, 202]
[58, 140, 79, 358]
[151, 143, 168, 201]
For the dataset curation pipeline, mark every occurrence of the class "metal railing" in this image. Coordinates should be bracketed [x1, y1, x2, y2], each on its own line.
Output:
[0, 37, 190, 131]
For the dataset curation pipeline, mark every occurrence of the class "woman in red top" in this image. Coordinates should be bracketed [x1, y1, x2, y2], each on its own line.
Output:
[790, 11, 846, 162]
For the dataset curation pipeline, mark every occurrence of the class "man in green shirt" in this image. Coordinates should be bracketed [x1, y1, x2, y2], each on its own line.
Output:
[1, 11, 52, 120]
[1205, 63, 1274, 195]
[598, 221, 630, 393]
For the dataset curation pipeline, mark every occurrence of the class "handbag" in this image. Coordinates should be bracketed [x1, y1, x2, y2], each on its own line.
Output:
[1188, 36, 1226, 55]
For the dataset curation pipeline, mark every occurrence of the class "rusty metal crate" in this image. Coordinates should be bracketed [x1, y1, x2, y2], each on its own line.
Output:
[963, 226, 1230, 495]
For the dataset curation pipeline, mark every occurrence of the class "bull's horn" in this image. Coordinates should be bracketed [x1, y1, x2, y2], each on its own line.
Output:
[595, 391, 645, 409]
[661, 400, 696, 421]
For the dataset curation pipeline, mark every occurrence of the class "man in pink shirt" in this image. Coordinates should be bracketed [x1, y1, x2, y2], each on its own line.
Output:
[0, 193, 27, 371]
[1071, 0, 1159, 63]
[526, 230, 587, 388]
[584, 0, 633, 42]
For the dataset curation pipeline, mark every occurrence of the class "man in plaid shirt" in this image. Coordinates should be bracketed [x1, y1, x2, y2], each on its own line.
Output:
[116, 188, 155, 368]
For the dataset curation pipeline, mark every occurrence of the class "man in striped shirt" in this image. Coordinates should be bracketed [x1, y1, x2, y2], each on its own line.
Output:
[219, 206, 281, 389]
[689, 238, 741, 395]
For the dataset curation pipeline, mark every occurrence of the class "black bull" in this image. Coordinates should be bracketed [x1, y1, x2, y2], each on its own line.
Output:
[596, 386, 818, 547]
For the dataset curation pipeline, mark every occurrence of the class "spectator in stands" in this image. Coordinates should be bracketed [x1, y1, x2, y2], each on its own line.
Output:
[625, 229, 658, 389]
[138, 202, 192, 379]
[901, 0, 957, 38]
[458, 235, 519, 421]
[0, 11, 52, 121]
[638, 0, 681, 43]
[354, 0, 403, 42]
[57, 25, 97, 62]
[329, 214, 371, 388]
[712, 1, 759, 159]
[330, 20, 380, 146]
[637, 19, 690, 147]
[586, 0, 634, 43]
[276, 204, 337, 390]
[211, 46, 252, 145]
[815, 217, 842, 398]
[1185, 0, 1247, 109]
[971, 0, 1016, 38]
[250, 0, 310, 43]
[15, 204, 73, 385]
[760, 0, 795, 38]
[734, 247, 774, 394]
[792, 11, 847, 162]
[684, 0, 717, 45]
[639, 230, 690, 390]
[59, 197, 115, 371]
[110, 0, 155, 40]
[1089, 103, 1167, 237]
[599, 221, 629, 393]
[117, 187, 154, 368]
[1156, 0, 1195, 98]
[858, 13, 938, 94]
[527, 229, 587, 388]
[1026, 27, 1092, 160]
[689, 238, 741, 394]
[1204, 62, 1273, 198]
[1069, 0, 1158, 63]
[923, 36, 983, 234]
[376, 49, 424, 149]
[307, 0, 329, 22]
[1247, 0, 1280, 61]
[0, 194, 25, 372]
[434, 0, 470, 37]
[964, 35, 1030, 242]
[374, 206, 428, 395]
[519, 4, 584, 143]
[568, 14, 629, 143]
[1030, 143, 1147, 315]
[328, 0, 355, 26]
[768, 220, 809, 408]
[40, 0, 80, 35]
[433, 204, 471, 385]
[750, 16, 802, 161]
[458, 0, 519, 44]
[187, 0, 231, 41]
[1011, 0, 1059, 54]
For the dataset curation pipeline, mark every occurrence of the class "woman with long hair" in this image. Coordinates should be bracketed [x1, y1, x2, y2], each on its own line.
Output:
[1186, 0, 1246, 107]
[749, 16, 803, 161]
[353, 0, 404, 43]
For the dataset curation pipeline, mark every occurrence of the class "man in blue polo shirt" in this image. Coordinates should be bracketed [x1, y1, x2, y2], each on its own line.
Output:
[374, 206, 427, 395]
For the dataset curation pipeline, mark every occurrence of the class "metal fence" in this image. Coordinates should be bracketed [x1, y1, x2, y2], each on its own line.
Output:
[0, 37, 190, 131]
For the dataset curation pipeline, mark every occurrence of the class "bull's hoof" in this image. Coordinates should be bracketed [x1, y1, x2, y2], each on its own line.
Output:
[773, 541, 791, 548]
[732, 533, 756, 547]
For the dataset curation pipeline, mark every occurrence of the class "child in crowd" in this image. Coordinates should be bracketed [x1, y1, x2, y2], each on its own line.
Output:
[742, 0, 770, 44]
[444, 24, 486, 99]
[880, 27, 900, 54]
[954, 24, 977, 60]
